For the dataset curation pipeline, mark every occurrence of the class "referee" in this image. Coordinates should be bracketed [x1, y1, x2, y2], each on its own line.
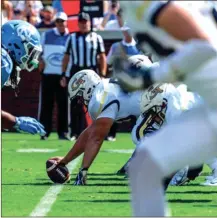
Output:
[61, 12, 107, 140]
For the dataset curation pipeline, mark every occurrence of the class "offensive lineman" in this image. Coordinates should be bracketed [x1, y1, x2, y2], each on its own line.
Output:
[50, 55, 201, 186]
[114, 1, 217, 216]
[2, 20, 45, 136]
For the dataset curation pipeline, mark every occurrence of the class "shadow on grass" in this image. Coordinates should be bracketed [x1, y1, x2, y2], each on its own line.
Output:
[2, 182, 53, 186]
[168, 190, 217, 194]
[87, 183, 128, 187]
[63, 199, 130, 203]
[84, 191, 129, 194]
[70, 173, 117, 176]
[63, 199, 212, 204]
[168, 199, 212, 203]
[88, 177, 126, 181]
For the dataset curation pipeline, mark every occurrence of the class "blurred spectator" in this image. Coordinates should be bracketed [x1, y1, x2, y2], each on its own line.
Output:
[92, 0, 110, 30]
[98, 0, 120, 30]
[10, 0, 20, 8]
[12, 8, 25, 21]
[36, 6, 55, 29]
[15, 0, 43, 25]
[2, 0, 13, 25]
[38, 12, 70, 140]
[62, 12, 107, 140]
[107, 9, 141, 67]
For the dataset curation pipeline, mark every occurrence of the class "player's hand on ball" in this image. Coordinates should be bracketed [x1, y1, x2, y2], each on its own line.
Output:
[49, 156, 64, 164]
[14, 116, 46, 136]
[46, 159, 70, 184]
[74, 168, 88, 185]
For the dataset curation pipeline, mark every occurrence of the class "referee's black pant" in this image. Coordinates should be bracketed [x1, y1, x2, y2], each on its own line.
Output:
[38, 74, 68, 137]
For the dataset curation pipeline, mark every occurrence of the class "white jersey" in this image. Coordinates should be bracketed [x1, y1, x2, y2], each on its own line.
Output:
[121, 1, 217, 60]
[88, 78, 202, 146]
[88, 79, 181, 122]
[132, 83, 202, 146]
[88, 79, 142, 121]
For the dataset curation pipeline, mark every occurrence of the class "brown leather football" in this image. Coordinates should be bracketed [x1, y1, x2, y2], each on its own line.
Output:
[46, 159, 70, 184]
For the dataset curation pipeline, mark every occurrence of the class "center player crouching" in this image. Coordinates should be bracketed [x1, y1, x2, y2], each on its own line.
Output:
[50, 55, 201, 185]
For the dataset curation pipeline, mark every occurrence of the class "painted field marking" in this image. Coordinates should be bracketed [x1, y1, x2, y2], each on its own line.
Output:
[29, 156, 81, 217]
[103, 149, 134, 154]
[17, 148, 59, 153]
[29, 149, 131, 216]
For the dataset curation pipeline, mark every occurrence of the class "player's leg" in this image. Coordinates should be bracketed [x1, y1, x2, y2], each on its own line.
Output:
[129, 107, 217, 216]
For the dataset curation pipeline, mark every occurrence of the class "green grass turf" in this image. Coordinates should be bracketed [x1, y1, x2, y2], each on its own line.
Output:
[2, 133, 217, 216]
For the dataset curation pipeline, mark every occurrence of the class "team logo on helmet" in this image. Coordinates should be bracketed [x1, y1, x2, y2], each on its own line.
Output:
[17, 25, 33, 41]
[71, 75, 85, 91]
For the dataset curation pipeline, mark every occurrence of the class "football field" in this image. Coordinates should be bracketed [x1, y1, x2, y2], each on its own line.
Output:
[2, 133, 217, 216]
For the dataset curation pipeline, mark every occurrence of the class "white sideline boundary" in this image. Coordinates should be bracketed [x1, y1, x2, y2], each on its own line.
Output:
[29, 156, 81, 217]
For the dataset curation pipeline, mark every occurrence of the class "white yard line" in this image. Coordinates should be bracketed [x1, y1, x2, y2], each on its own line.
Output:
[29, 156, 81, 217]
[17, 148, 59, 153]
[103, 149, 134, 154]
[30, 149, 131, 216]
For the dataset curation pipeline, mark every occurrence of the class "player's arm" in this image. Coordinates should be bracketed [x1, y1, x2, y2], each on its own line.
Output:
[59, 117, 113, 185]
[155, 2, 210, 41]
[59, 98, 118, 185]
[1, 110, 16, 129]
[60, 117, 114, 166]
[150, 3, 217, 84]
[117, 2, 217, 91]
[1, 110, 46, 135]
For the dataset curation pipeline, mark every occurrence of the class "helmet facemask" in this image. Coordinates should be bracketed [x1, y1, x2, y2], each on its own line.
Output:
[20, 42, 42, 72]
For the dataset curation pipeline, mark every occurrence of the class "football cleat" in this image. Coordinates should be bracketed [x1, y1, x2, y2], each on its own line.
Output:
[169, 166, 190, 186]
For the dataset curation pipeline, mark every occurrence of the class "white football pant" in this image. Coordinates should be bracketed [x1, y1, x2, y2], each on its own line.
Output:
[129, 107, 217, 216]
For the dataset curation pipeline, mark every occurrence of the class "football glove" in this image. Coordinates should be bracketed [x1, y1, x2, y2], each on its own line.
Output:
[74, 168, 88, 186]
[14, 116, 46, 136]
[113, 57, 154, 92]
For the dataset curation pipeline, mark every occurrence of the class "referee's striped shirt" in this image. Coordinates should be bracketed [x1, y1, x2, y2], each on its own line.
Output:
[64, 31, 105, 68]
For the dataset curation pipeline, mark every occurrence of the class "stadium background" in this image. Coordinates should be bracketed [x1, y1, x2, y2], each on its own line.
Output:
[2, 0, 134, 132]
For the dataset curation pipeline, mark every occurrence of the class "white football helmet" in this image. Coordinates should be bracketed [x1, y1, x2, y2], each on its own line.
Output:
[128, 55, 153, 69]
[68, 69, 101, 106]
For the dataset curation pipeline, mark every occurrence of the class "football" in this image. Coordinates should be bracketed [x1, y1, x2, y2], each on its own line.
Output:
[46, 159, 70, 184]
